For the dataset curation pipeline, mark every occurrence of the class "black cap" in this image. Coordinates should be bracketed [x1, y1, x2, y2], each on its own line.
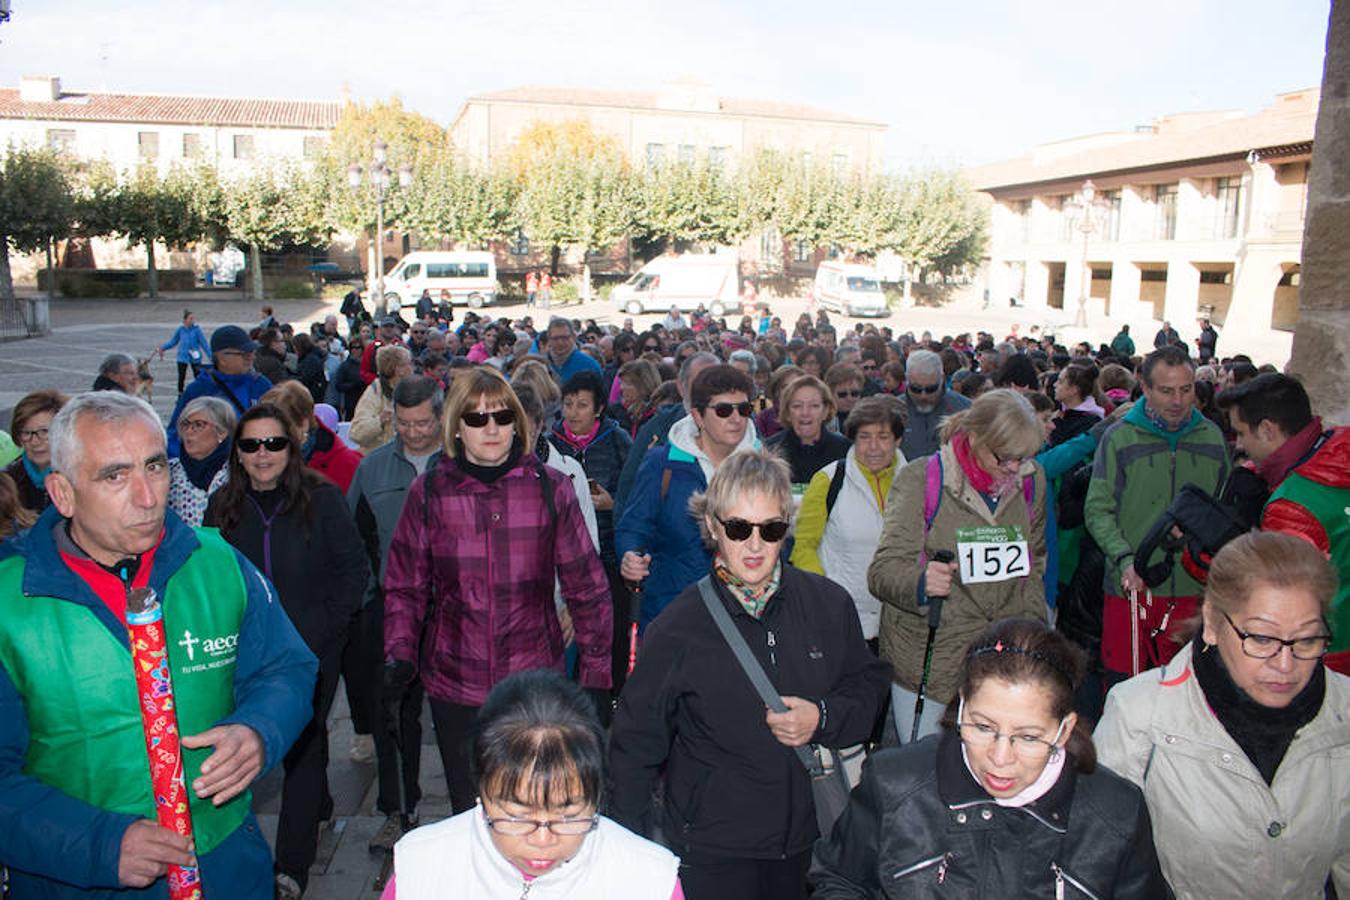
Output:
[210, 325, 256, 355]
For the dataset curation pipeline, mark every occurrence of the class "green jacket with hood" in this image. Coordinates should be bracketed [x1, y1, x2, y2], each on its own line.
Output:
[1084, 402, 1230, 598]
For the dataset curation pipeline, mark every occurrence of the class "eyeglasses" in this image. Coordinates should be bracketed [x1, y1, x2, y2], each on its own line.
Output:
[993, 452, 1025, 468]
[702, 402, 753, 419]
[461, 408, 517, 428]
[218, 349, 254, 358]
[861, 362, 878, 371]
[19, 427, 50, 443]
[956, 698, 1066, 761]
[482, 811, 599, 837]
[716, 516, 790, 543]
[908, 382, 941, 395]
[179, 419, 215, 434]
[1223, 612, 1332, 660]
[835, 389, 862, 399]
[237, 436, 290, 454]
[395, 416, 439, 432]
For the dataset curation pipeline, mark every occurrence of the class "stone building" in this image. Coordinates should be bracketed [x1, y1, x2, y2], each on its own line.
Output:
[969, 90, 1316, 360]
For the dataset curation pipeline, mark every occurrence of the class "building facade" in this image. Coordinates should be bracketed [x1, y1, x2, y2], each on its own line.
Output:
[969, 89, 1315, 353]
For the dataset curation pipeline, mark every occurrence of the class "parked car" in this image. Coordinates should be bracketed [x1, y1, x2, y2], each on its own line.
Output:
[813, 261, 889, 317]
[611, 253, 738, 316]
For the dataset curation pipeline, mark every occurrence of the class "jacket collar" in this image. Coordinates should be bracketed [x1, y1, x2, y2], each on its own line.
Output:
[935, 729, 1075, 834]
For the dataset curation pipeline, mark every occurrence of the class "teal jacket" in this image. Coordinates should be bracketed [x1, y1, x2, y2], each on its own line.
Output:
[1084, 403, 1229, 597]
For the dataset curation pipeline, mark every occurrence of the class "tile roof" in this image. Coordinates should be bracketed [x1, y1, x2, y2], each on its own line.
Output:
[0, 87, 340, 130]
[969, 89, 1319, 193]
[465, 85, 885, 128]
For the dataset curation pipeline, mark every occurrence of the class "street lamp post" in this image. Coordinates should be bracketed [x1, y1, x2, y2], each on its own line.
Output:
[348, 140, 412, 317]
[1066, 178, 1108, 329]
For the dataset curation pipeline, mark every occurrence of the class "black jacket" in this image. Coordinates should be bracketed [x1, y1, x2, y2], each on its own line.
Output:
[547, 417, 632, 564]
[254, 346, 291, 386]
[3, 457, 48, 514]
[811, 733, 1170, 899]
[608, 565, 892, 861]
[296, 347, 328, 404]
[1049, 409, 1099, 448]
[333, 356, 366, 420]
[767, 428, 851, 485]
[205, 479, 368, 661]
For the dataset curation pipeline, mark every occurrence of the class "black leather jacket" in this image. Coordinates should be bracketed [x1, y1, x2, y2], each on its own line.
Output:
[811, 732, 1172, 899]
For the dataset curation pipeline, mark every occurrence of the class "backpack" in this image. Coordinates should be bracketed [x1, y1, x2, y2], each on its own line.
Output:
[920, 453, 1035, 567]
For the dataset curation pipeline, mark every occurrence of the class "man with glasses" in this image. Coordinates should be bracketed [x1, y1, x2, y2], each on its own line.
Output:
[346, 376, 444, 854]
[543, 317, 602, 383]
[165, 325, 272, 457]
[900, 349, 970, 460]
[0, 391, 316, 898]
[1086, 345, 1230, 684]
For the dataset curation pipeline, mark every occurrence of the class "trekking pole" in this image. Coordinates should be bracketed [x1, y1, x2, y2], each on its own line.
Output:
[625, 549, 648, 675]
[911, 550, 955, 743]
[1129, 588, 1142, 677]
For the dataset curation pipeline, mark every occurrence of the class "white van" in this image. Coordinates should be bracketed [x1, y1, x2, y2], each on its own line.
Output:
[612, 254, 739, 316]
[813, 262, 889, 317]
[383, 251, 498, 311]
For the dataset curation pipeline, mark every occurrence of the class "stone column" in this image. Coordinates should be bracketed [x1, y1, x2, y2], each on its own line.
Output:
[1024, 260, 1051, 310]
[1110, 260, 1143, 321]
[1163, 260, 1201, 331]
[1290, 2, 1350, 424]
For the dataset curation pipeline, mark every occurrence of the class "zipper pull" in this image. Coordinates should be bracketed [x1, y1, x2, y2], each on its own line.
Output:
[937, 852, 951, 885]
[1053, 863, 1065, 900]
[767, 629, 777, 666]
[767, 630, 777, 647]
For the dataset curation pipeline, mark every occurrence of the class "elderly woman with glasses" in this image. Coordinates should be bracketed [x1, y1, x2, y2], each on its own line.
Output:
[166, 394, 236, 527]
[4, 389, 68, 514]
[1096, 531, 1349, 899]
[869, 389, 1049, 745]
[383, 670, 680, 899]
[382, 368, 612, 816]
[812, 618, 1168, 898]
[611, 449, 890, 900]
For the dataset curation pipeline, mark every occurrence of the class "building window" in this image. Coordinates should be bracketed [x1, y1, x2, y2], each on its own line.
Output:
[510, 229, 530, 256]
[1154, 183, 1178, 240]
[46, 129, 76, 155]
[1102, 190, 1122, 241]
[708, 146, 729, 172]
[137, 131, 159, 159]
[831, 153, 848, 177]
[678, 144, 696, 165]
[303, 136, 326, 160]
[1215, 176, 1243, 239]
[182, 133, 203, 159]
[645, 143, 665, 171]
[233, 134, 255, 160]
[793, 240, 812, 263]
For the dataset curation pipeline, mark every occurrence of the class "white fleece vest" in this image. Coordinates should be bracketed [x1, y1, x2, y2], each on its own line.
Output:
[394, 809, 680, 900]
[818, 451, 904, 639]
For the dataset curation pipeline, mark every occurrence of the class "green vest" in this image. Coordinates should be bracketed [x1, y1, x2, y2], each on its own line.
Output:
[0, 528, 251, 853]
[1268, 471, 1350, 653]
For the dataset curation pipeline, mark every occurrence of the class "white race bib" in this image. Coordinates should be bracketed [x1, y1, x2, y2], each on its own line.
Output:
[956, 525, 1031, 584]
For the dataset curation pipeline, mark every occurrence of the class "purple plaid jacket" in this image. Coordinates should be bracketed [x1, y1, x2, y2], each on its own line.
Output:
[383, 452, 612, 705]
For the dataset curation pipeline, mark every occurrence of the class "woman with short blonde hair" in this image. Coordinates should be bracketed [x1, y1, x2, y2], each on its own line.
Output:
[767, 375, 850, 485]
[383, 365, 610, 817]
[350, 345, 415, 453]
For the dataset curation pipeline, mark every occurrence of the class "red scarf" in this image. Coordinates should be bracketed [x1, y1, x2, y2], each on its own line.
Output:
[951, 431, 1019, 499]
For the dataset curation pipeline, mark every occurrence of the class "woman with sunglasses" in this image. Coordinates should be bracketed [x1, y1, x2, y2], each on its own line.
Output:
[204, 403, 369, 900]
[766, 374, 850, 486]
[869, 389, 1049, 745]
[812, 618, 1168, 898]
[1096, 531, 1349, 899]
[384, 669, 680, 899]
[615, 364, 761, 630]
[824, 362, 866, 434]
[611, 449, 891, 900]
[383, 368, 612, 816]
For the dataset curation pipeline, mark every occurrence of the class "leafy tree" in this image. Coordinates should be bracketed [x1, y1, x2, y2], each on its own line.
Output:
[0, 146, 75, 303]
[636, 160, 741, 252]
[403, 148, 517, 250]
[111, 164, 204, 297]
[892, 168, 986, 275]
[223, 163, 321, 300]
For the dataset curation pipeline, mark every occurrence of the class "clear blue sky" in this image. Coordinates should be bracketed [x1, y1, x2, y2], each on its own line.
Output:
[0, 0, 1331, 169]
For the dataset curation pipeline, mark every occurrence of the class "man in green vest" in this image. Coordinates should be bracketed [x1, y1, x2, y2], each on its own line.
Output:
[1217, 373, 1350, 671]
[0, 391, 317, 898]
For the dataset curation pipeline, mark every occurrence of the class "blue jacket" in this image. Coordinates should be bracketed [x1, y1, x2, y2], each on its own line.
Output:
[166, 369, 272, 456]
[614, 443, 711, 628]
[159, 324, 211, 366]
[547, 348, 602, 384]
[0, 507, 317, 899]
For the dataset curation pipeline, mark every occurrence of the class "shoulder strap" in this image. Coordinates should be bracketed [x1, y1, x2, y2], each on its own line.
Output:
[208, 372, 248, 414]
[923, 454, 943, 530]
[659, 463, 673, 503]
[1023, 472, 1035, 510]
[696, 577, 821, 776]
[824, 461, 848, 516]
[534, 458, 557, 528]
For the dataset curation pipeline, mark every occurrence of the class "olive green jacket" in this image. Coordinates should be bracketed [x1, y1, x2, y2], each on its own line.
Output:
[868, 443, 1048, 704]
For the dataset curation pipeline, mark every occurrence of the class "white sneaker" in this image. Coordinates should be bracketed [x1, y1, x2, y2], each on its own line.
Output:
[350, 733, 375, 764]
[274, 872, 302, 900]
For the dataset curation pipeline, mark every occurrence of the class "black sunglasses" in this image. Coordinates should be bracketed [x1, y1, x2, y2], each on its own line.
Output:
[908, 383, 941, 394]
[461, 408, 517, 428]
[717, 516, 790, 543]
[836, 389, 862, 399]
[237, 436, 290, 453]
[703, 401, 753, 419]
[642, 344, 660, 352]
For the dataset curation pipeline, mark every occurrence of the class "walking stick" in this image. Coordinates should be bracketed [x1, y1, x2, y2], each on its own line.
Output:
[373, 674, 409, 892]
[625, 549, 648, 676]
[911, 551, 955, 743]
[1129, 588, 1142, 677]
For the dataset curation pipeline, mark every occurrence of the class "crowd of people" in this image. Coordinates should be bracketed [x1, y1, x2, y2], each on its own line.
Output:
[0, 294, 1346, 900]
